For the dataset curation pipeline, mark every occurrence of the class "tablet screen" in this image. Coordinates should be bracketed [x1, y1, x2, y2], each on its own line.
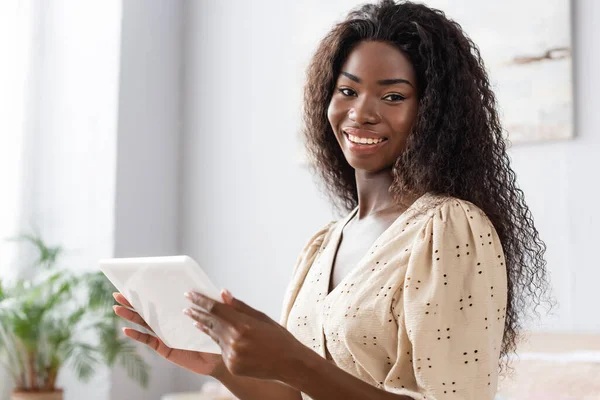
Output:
[99, 255, 222, 354]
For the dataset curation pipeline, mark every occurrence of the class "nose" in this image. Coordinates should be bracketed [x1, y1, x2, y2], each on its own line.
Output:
[349, 95, 380, 125]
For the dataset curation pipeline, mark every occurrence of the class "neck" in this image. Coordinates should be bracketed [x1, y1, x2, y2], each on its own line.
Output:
[354, 168, 423, 220]
[354, 168, 398, 219]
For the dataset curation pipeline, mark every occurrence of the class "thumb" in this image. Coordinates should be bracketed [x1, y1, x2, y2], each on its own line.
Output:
[221, 289, 270, 322]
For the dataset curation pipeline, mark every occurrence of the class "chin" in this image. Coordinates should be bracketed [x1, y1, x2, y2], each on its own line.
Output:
[345, 156, 390, 174]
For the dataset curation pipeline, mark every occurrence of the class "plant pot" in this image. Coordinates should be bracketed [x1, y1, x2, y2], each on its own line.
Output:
[11, 390, 63, 400]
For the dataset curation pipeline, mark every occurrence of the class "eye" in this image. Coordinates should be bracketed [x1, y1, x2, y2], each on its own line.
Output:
[337, 88, 356, 97]
[383, 93, 406, 102]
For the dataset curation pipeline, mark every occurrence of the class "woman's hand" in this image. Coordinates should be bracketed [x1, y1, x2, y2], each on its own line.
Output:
[183, 289, 309, 382]
[112, 292, 223, 376]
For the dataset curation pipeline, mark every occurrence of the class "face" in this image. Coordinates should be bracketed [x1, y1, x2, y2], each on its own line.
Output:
[327, 40, 419, 173]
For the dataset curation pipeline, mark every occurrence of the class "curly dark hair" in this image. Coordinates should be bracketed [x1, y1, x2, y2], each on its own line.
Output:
[302, 0, 551, 373]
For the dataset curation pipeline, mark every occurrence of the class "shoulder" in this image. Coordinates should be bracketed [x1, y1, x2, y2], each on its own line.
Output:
[291, 219, 336, 270]
[301, 206, 357, 250]
[303, 220, 337, 251]
[407, 193, 507, 276]
[414, 193, 497, 239]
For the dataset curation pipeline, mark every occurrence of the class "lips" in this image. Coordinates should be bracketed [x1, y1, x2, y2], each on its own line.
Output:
[342, 127, 388, 141]
[342, 128, 388, 155]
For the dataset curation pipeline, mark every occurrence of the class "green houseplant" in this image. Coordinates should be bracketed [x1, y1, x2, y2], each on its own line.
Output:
[0, 234, 150, 400]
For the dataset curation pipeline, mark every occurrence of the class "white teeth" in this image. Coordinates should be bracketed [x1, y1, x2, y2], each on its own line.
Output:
[347, 133, 384, 145]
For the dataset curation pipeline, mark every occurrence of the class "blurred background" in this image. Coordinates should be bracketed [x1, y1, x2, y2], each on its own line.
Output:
[0, 0, 598, 399]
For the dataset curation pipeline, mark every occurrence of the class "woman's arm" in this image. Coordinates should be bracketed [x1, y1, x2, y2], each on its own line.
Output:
[185, 291, 414, 400]
[279, 344, 413, 400]
[210, 364, 302, 400]
[211, 347, 414, 400]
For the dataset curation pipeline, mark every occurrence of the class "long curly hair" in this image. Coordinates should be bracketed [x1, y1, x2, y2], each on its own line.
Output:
[302, 0, 551, 373]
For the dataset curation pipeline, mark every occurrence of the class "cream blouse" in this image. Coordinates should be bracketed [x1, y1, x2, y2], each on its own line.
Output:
[280, 193, 508, 400]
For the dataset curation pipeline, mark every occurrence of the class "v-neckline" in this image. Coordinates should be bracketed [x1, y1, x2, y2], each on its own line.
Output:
[325, 206, 358, 296]
[324, 192, 431, 298]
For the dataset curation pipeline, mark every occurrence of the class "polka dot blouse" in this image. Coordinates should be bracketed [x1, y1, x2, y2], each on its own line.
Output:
[280, 192, 508, 400]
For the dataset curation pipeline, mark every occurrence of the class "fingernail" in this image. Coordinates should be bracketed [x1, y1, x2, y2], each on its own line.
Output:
[223, 289, 232, 299]
[183, 308, 192, 316]
[184, 292, 193, 299]
[112, 305, 118, 312]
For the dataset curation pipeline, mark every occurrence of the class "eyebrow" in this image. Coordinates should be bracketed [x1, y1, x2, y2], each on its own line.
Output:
[341, 71, 414, 87]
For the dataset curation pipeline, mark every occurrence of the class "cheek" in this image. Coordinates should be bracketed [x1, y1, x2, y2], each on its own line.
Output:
[390, 103, 419, 135]
[327, 98, 344, 129]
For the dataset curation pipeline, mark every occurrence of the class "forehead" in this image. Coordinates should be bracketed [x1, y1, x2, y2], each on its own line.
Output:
[340, 40, 416, 83]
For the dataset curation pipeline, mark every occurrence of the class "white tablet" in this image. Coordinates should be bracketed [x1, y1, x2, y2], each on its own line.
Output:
[99, 255, 222, 354]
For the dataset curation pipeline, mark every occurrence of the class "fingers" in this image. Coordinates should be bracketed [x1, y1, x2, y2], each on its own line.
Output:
[184, 292, 217, 312]
[184, 292, 239, 323]
[183, 307, 218, 331]
[122, 327, 160, 351]
[113, 292, 133, 308]
[183, 307, 223, 347]
[113, 305, 154, 332]
[194, 320, 222, 348]
[112, 292, 154, 332]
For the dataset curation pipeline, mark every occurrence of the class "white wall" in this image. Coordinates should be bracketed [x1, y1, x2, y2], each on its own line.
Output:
[111, 0, 183, 399]
[179, 4, 599, 395]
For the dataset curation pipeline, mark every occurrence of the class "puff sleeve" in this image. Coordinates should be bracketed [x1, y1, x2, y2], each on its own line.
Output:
[385, 199, 508, 399]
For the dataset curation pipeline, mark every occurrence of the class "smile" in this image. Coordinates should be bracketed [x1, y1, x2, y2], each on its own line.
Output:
[342, 131, 388, 155]
[343, 131, 388, 146]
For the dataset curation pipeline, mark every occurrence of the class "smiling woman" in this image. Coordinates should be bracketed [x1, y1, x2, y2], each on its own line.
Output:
[115, 1, 550, 400]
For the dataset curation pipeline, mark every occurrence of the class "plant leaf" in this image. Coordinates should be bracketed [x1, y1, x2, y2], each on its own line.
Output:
[117, 342, 149, 388]
[7, 234, 63, 269]
[66, 342, 100, 382]
[85, 272, 116, 311]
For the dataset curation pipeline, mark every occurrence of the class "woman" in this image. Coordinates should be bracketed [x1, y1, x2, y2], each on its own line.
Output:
[114, 1, 550, 399]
